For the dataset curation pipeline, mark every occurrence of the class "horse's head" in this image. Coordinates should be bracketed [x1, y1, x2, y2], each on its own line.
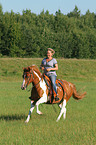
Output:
[21, 66, 34, 90]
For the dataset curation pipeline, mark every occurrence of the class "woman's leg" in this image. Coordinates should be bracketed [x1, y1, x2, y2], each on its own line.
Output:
[50, 75, 57, 94]
[49, 75, 59, 101]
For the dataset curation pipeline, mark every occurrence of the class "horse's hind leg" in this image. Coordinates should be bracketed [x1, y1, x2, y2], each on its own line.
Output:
[25, 101, 35, 123]
[56, 99, 66, 122]
[61, 99, 66, 120]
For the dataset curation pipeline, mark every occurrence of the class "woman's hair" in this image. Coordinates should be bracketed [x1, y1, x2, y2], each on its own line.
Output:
[47, 48, 55, 55]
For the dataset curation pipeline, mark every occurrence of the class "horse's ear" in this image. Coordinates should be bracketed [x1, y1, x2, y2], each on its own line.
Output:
[23, 67, 24, 70]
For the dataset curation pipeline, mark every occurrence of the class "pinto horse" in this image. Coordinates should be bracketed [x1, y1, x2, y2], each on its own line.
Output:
[21, 65, 86, 123]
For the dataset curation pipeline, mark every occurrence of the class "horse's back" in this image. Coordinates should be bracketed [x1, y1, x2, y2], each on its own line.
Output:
[60, 80, 74, 101]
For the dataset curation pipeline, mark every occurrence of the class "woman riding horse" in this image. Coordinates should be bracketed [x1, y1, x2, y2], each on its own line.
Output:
[40, 48, 59, 101]
[21, 64, 86, 123]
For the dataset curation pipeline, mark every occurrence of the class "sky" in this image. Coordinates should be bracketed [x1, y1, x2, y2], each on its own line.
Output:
[0, 0, 96, 15]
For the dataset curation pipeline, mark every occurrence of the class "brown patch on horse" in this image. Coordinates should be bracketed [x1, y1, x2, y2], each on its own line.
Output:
[61, 80, 74, 102]
[27, 65, 44, 98]
[35, 82, 44, 98]
[31, 65, 42, 78]
[30, 87, 40, 102]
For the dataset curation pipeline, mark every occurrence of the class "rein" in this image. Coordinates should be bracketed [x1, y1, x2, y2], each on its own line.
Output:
[25, 69, 42, 89]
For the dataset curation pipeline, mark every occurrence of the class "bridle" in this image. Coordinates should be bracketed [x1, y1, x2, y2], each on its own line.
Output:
[24, 69, 42, 89]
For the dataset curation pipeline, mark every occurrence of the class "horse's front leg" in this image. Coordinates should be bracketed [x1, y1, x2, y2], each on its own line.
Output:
[36, 93, 47, 115]
[25, 100, 35, 123]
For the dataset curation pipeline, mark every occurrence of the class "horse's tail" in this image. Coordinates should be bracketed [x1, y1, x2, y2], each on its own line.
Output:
[72, 84, 86, 100]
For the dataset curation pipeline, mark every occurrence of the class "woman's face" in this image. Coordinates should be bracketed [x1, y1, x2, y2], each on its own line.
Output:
[47, 50, 52, 58]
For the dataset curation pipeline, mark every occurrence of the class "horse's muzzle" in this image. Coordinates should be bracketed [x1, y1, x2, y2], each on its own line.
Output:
[21, 86, 26, 90]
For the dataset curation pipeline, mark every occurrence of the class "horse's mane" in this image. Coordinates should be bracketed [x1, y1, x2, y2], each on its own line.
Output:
[31, 65, 42, 77]
[23, 65, 42, 77]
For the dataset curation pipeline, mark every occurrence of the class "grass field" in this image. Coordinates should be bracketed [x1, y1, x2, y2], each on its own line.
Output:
[0, 58, 96, 145]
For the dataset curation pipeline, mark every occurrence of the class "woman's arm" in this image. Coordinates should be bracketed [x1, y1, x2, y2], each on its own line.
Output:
[40, 64, 45, 70]
[46, 64, 58, 72]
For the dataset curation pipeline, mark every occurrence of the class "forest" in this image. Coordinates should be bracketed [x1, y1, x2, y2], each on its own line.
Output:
[0, 4, 96, 59]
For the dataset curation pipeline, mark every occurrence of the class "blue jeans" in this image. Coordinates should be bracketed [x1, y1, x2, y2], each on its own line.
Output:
[49, 75, 57, 95]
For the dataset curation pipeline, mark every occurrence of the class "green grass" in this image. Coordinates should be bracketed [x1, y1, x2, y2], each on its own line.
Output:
[0, 58, 96, 145]
[0, 81, 96, 145]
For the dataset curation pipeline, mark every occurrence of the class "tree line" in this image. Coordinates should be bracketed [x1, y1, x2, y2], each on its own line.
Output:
[0, 5, 96, 59]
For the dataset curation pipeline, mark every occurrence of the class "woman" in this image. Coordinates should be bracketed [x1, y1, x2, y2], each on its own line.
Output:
[40, 48, 59, 101]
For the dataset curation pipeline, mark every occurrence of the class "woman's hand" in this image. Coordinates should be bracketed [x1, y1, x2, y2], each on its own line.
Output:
[41, 67, 44, 70]
[46, 68, 51, 72]
[40, 65, 44, 70]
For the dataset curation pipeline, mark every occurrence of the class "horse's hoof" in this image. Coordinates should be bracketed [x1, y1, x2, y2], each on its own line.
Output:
[25, 120, 29, 123]
[59, 104, 62, 108]
[56, 119, 59, 122]
[37, 111, 43, 115]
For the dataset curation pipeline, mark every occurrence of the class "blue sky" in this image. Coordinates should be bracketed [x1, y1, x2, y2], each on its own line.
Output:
[0, 0, 96, 15]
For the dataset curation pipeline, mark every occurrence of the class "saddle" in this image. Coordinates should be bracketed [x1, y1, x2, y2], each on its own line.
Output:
[43, 74, 64, 104]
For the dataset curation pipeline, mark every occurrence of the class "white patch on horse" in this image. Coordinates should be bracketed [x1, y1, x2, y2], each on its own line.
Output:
[33, 70, 47, 114]
[23, 78, 25, 85]
[21, 77, 25, 88]
[33, 70, 46, 95]
[33, 70, 40, 80]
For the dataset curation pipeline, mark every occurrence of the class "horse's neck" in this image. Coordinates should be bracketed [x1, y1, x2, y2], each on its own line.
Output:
[33, 69, 42, 85]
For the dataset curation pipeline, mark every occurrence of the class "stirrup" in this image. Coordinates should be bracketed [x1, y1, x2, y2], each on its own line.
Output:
[55, 96, 59, 101]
